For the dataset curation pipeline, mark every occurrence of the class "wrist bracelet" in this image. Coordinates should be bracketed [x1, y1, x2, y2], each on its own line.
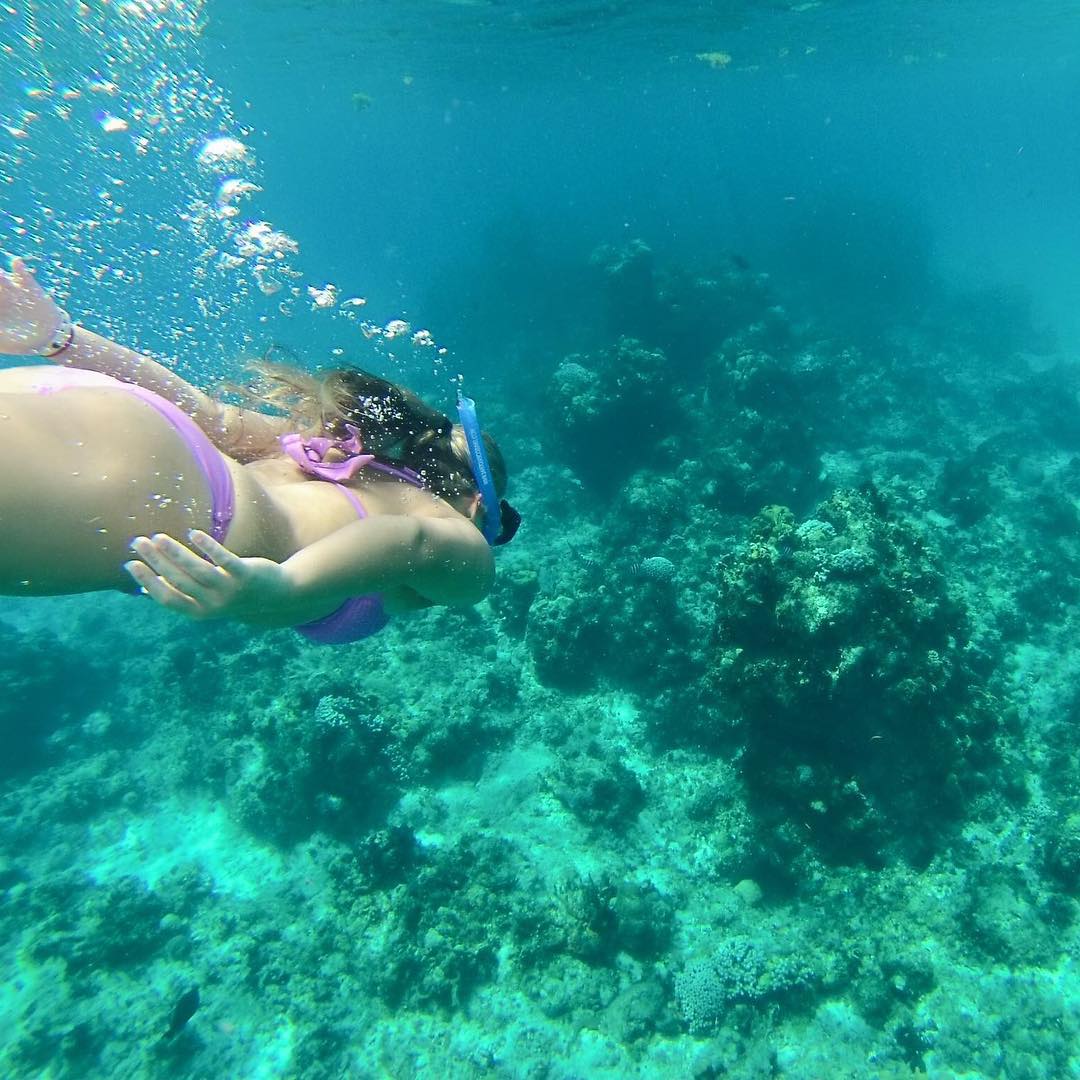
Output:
[38, 309, 75, 358]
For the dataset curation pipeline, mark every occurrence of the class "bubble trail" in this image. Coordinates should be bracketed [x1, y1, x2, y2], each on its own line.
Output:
[0, 0, 300, 376]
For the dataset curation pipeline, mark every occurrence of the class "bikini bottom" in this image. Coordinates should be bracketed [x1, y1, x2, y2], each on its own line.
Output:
[30, 366, 234, 541]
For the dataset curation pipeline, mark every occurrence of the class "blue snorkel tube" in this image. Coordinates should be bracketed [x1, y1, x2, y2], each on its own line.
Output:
[456, 393, 504, 546]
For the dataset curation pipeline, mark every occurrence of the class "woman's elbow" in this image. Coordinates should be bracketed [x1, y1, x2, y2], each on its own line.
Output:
[415, 525, 495, 607]
[441, 544, 495, 607]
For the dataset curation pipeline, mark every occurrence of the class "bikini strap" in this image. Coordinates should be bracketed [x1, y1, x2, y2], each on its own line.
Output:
[367, 459, 425, 488]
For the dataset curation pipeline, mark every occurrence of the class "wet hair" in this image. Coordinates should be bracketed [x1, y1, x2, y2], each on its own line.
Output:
[405, 422, 508, 503]
[235, 351, 507, 503]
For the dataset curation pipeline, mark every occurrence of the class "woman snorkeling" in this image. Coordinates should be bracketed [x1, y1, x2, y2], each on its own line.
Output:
[0, 256, 519, 643]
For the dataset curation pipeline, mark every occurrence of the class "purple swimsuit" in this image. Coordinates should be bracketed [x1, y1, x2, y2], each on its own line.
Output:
[280, 424, 425, 645]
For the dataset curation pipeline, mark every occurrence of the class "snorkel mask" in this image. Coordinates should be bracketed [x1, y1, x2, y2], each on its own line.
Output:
[456, 393, 521, 546]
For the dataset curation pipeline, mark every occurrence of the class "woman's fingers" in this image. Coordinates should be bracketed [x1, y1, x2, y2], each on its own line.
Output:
[4, 256, 40, 299]
[128, 533, 237, 612]
[131, 534, 219, 589]
[0, 255, 63, 354]
[187, 529, 246, 573]
[126, 532, 287, 624]
[124, 558, 200, 613]
[125, 532, 259, 620]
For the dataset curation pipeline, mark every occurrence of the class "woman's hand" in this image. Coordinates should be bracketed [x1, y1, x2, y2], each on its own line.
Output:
[124, 529, 296, 625]
[0, 256, 68, 355]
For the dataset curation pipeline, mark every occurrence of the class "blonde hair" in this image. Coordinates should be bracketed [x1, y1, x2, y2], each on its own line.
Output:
[232, 353, 507, 501]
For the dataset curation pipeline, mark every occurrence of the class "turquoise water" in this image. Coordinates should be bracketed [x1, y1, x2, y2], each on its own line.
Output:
[4, 1, 1080, 1076]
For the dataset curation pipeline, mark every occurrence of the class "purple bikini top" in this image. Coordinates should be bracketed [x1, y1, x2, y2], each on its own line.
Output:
[279, 424, 424, 487]
[279, 423, 374, 481]
[279, 425, 424, 646]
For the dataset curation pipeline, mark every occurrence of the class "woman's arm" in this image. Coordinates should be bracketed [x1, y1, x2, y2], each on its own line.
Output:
[0, 256, 288, 460]
[281, 512, 495, 613]
[54, 325, 289, 461]
[126, 512, 494, 627]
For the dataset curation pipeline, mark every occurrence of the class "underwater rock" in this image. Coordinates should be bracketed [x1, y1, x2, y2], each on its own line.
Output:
[544, 250, 797, 499]
[608, 880, 675, 960]
[547, 874, 619, 964]
[227, 691, 405, 846]
[525, 594, 606, 690]
[1043, 811, 1080, 889]
[550, 359, 603, 432]
[849, 944, 935, 1028]
[29, 874, 171, 974]
[589, 239, 659, 341]
[590, 240, 777, 365]
[353, 826, 419, 888]
[370, 835, 526, 1012]
[937, 438, 1003, 526]
[550, 754, 646, 832]
[600, 978, 672, 1043]
[958, 864, 1061, 968]
[691, 331, 849, 513]
[525, 565, 699, 694]
[603, 470, 686, 549]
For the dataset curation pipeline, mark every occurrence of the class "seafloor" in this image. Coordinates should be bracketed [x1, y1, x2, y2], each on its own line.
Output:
[3, 242, 1080, 1079]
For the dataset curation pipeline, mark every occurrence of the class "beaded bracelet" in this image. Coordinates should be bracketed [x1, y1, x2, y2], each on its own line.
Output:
[38, 309, 75, 358]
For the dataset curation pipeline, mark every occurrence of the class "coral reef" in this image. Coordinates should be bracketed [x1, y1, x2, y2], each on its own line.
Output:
[675, 935, 816, 1033]
[5, 238, 1080, 1079]
[699, 490, 1012, 865]
[0, 621, 103, 775]
[547, 336, 677, 490]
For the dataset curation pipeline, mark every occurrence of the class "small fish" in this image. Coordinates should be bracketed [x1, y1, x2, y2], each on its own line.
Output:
[161, 987, 199, 1042]
[570, 546, 603, 573]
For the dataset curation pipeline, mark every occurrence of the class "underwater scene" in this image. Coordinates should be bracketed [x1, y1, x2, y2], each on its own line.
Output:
[3, 0, 1080, 1076]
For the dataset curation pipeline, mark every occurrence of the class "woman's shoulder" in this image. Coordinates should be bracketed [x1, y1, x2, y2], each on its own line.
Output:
[355, 474, 462, 520]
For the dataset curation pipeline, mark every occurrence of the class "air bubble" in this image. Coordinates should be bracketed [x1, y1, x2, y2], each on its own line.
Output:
[197, 136, 251, 167]
[97, 113, 129, 133]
